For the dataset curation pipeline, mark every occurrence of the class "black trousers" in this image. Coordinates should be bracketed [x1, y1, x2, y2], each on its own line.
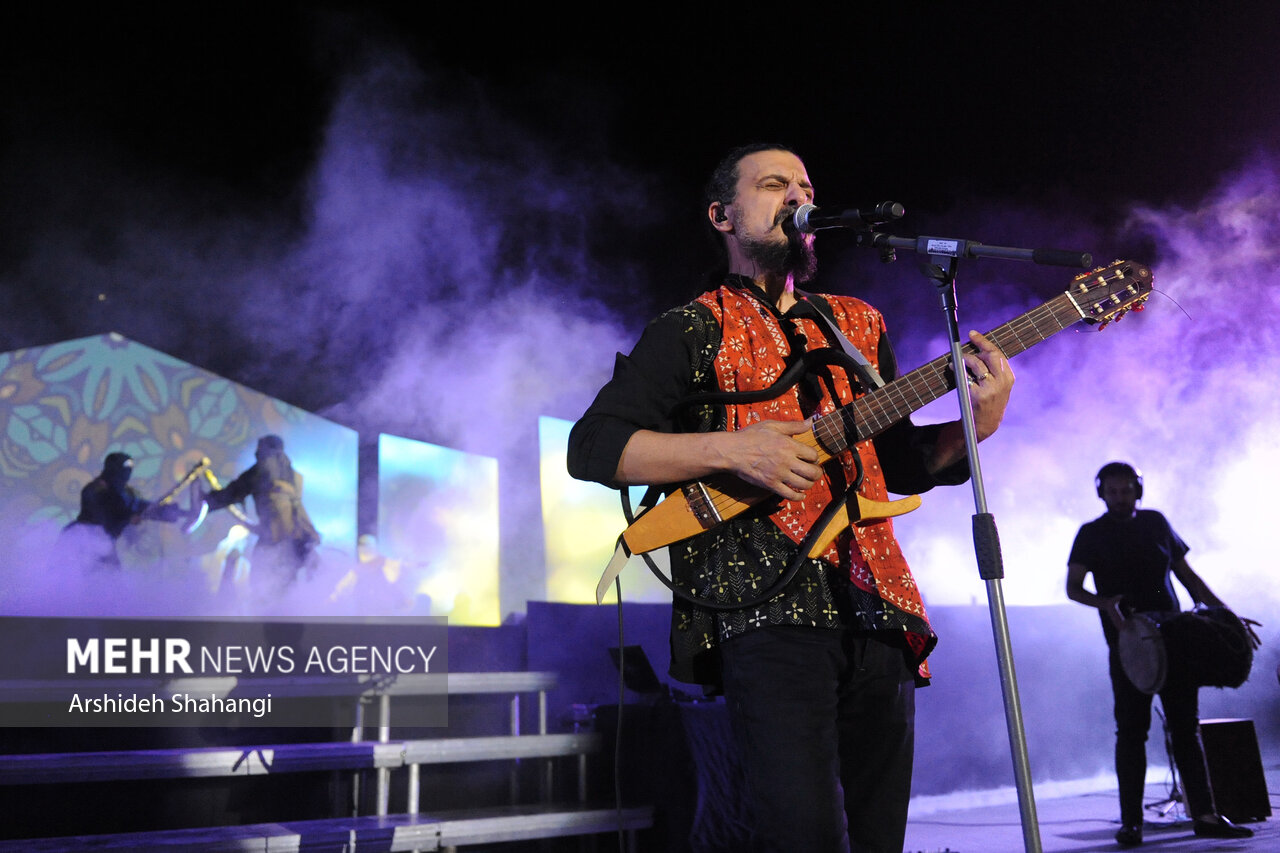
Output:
[719, 625, 916, 853]
[1108, 644, 1215, 825]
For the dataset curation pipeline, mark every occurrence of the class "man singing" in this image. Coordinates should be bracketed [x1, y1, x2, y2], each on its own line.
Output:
[568, 143, 1014, 852]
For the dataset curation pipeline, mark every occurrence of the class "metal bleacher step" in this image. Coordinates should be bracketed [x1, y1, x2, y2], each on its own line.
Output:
[0, 670, 654, 850]
[0, 814, 441, 852]
[429, 803, 654, 848]
[0, 805, 654, 852]
[0, 733, 601, 785]
[0, 741, 404, 784]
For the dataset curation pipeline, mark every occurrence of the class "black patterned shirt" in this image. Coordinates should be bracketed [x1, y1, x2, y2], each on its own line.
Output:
[568, 278, 966, 686]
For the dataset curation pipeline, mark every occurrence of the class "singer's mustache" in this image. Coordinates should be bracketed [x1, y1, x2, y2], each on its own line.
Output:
[778, 207, 798, 231]
[779, 208, 812, 239]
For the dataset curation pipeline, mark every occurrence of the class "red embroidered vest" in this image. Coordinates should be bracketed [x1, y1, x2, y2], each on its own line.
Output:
[694, 284, 932, 642]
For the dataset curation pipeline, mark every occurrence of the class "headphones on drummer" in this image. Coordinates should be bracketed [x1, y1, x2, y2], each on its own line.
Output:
[1095, 461, 1143, 500]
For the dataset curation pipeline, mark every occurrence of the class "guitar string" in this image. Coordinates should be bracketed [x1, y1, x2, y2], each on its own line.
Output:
[697, 280, 1110, 516]
[855, 278, 1130, 431]
[698, 268, 1136, 517]
[846, 294, 1082, 447]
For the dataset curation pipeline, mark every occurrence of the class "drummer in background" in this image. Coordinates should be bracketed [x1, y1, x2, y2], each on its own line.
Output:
[1066, 461, 1251, 846]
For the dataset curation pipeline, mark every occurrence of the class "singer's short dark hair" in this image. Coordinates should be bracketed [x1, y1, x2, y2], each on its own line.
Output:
[703, 142, 800, 207]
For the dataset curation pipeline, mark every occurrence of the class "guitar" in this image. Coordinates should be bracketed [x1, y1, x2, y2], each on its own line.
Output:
[140, 457, 213, 532]
[621, 259, 1153, 556]
[147, 457, 212, 508]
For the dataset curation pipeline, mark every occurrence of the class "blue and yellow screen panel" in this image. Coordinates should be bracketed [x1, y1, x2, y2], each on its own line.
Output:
[377, 433, 500, 625]
[0, 333, 357, 614]
[538, 416, 669, 604]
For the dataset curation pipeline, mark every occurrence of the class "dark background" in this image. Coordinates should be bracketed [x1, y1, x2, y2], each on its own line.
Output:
[5, 3, 1278, 428]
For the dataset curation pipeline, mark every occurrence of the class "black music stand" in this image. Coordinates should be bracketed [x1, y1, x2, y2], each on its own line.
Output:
[1146, 702, 1188, 821]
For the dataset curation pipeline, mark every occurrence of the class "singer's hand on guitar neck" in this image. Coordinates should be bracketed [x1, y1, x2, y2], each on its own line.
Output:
[612, 419, 822, 502]
[927, 330, 1015, 474]
[962, 330, 1015, 441]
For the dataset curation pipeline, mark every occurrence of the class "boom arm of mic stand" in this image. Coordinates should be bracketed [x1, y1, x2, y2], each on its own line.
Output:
[853, 230, 1092, 269]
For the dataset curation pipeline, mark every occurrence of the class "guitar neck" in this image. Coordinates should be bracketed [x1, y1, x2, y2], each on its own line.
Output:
[619, 261, 1149, 556]
[816, 291, 1084, 454]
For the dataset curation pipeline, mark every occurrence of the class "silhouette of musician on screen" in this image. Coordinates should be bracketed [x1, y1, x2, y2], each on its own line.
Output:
[203, 435, 320, 597]
[60, 452, 185, 570]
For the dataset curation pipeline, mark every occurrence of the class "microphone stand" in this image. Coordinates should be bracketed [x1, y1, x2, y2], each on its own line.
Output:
[852, 222, 1093, 853]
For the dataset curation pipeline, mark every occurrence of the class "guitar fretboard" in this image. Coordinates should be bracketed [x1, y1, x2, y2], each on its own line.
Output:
[813, 291, 1084, 455]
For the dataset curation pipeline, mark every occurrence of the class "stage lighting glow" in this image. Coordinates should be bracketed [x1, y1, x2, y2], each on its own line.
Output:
[377, 433, 500, 625]
[538, 416, 670, 604]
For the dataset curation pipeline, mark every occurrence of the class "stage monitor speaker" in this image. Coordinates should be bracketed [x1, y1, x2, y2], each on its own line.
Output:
[1199, 718, 1271, 823]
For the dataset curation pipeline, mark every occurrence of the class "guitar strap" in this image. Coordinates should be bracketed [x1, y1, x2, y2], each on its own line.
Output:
[596, 537, 632, 604]
[794, 293, 886, 390]
[666, 290, 884, 421]
[596, 290, 880, 606]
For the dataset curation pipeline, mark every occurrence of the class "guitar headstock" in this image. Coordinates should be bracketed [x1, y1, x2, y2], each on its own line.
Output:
[1069, 259, 1153, 329]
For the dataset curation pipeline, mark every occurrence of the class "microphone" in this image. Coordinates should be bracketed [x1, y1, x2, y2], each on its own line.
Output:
[792, 202, 905, 233]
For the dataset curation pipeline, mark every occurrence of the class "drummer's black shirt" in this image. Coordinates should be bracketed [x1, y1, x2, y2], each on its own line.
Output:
[1069, 509, 1189, 646]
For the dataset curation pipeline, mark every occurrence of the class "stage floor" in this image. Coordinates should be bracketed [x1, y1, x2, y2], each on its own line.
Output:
[902, 762, 1279, 852]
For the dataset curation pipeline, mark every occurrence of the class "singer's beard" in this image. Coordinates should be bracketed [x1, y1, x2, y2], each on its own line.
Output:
[741, 218, 817, 283]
